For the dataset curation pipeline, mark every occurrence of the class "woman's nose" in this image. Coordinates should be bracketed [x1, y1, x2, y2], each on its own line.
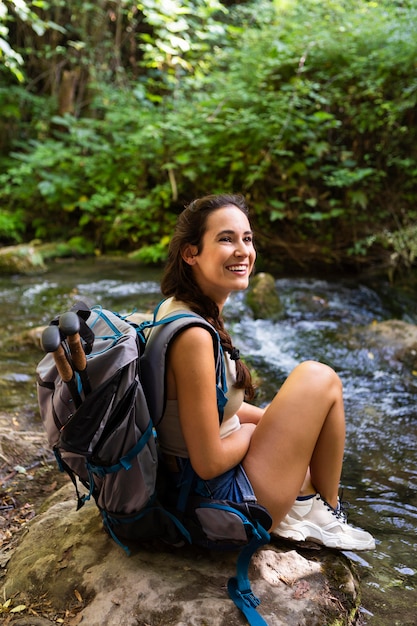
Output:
[234, 241, 248, 256]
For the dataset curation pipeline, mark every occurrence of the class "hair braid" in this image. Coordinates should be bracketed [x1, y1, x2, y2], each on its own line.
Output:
[212, 315, 255, 401]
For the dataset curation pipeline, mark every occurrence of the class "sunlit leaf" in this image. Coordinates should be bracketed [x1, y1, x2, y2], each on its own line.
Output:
[10, 604, 27, 612]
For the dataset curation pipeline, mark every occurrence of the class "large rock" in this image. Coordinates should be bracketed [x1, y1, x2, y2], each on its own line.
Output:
[1, 484, 360, 625]
[0, 244, 46, 274]
[246, 273, 283, 320]
[350, 319, 417, 370]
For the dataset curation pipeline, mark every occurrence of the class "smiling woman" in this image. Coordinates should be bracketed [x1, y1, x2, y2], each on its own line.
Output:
[149, 193, 375, 551]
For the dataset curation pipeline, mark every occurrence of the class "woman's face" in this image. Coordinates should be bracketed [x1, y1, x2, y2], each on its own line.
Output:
[184, 205, 256, 308]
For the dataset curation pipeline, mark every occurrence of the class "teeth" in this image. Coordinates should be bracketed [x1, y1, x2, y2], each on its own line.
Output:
[228, 265, 246, 271]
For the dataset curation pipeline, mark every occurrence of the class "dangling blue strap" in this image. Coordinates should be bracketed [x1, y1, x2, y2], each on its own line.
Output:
[227, 522, 270, 626]
[101, 509, 132, 556]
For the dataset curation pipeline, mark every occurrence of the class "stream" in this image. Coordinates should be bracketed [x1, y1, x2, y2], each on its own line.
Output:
[1, 257, 416, 625]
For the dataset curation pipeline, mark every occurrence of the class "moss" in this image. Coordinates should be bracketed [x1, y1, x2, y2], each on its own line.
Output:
[246, 272, 284, 320]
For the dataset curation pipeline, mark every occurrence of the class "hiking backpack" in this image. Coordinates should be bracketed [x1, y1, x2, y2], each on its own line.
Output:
[36, 300, 272, 626]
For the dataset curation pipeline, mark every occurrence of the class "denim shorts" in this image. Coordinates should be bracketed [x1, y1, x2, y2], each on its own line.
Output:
[174, 457, 257, 504]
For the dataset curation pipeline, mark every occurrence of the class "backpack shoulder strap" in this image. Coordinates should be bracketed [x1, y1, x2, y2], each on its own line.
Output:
[139, 310, 226, 427]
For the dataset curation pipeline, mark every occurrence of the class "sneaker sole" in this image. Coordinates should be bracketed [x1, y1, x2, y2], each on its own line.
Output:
[272, 525, 375, 551]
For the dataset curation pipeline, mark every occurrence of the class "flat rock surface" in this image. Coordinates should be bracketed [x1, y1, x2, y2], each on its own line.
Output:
[1, 483, 360, 625]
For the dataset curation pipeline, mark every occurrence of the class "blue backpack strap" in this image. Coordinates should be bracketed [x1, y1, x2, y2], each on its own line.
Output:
[139, 306, 227, 427]
[88, 419, 154, 476]
[227, 521, 270, 626]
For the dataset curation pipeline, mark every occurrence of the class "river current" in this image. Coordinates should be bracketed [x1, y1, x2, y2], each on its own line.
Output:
[1, 258, 416, 625]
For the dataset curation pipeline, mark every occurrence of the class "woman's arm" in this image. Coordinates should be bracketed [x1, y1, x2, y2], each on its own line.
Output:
[168, 326, 255, 480]
[237, 401, 264, 425]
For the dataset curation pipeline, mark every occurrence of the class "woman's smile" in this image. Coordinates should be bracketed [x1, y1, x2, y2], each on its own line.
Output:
[225, 263, 249, 275]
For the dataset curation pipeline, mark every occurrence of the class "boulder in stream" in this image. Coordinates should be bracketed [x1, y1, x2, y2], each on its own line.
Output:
[246, 273, 283, 320]
[0, 244, 46, 275]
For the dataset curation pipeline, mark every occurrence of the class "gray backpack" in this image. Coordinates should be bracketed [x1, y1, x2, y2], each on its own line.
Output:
[36, 300, 272, 626]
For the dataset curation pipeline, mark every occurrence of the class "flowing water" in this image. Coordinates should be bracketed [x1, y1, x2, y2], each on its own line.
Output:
[1, 258, 416, 625]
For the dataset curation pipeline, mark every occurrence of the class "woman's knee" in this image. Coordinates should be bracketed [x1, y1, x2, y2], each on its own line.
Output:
[295, 360, 343, 397]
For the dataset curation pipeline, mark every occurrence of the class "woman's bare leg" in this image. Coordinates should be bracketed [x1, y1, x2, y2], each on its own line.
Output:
[243, 360, 345, 527]
[299, 468, 315, 497]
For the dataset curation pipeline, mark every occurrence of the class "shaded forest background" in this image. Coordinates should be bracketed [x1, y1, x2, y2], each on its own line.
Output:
[1, 0, 416, 277]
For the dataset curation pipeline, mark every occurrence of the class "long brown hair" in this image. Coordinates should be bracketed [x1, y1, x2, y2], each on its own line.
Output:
[161, 194, 255, 400]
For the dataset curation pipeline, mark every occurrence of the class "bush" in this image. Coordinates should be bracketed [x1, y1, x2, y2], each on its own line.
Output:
[0, 209, 25, 244]
[0, 0, 416, 271]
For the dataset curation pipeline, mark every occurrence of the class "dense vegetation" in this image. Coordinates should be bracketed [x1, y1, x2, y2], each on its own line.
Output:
[1, 0, 417, 276]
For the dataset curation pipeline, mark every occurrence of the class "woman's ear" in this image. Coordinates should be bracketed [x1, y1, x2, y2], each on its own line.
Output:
[182, 244, 198, 265]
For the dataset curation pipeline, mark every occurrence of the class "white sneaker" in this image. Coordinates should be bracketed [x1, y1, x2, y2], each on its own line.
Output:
[271, 494, 376, 551]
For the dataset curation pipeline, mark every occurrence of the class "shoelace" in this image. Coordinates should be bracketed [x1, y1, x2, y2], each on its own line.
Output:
[336, 489, 351, 523]
[335, 501, 348, 523]
[319, 494, 349, 523]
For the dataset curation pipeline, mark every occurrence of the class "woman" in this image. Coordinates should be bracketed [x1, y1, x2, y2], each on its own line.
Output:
[153, 193, 375, 551]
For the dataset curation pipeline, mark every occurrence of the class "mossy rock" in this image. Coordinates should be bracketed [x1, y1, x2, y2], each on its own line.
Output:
[0, 244, 46, 275]
[246, 272, 284, 320]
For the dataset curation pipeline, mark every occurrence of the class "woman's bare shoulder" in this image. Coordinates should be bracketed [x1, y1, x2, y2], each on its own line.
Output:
[169, 325, 218, 378]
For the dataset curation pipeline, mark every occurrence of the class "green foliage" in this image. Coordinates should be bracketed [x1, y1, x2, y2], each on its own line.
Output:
[0, 0, 417, 273]
[38, 236, 96, 259]
[137, 0, 228, 85]
[358, 224, 417, 279]
[0, 0, 24, 82]
[380, 225, 417, 271]
[0, 0, 66, 82]
[129, 235, 171, 265]
[0, 208, 24, 243]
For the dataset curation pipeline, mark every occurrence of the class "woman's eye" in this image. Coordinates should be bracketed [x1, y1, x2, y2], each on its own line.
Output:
[218, 235, 253, 244]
